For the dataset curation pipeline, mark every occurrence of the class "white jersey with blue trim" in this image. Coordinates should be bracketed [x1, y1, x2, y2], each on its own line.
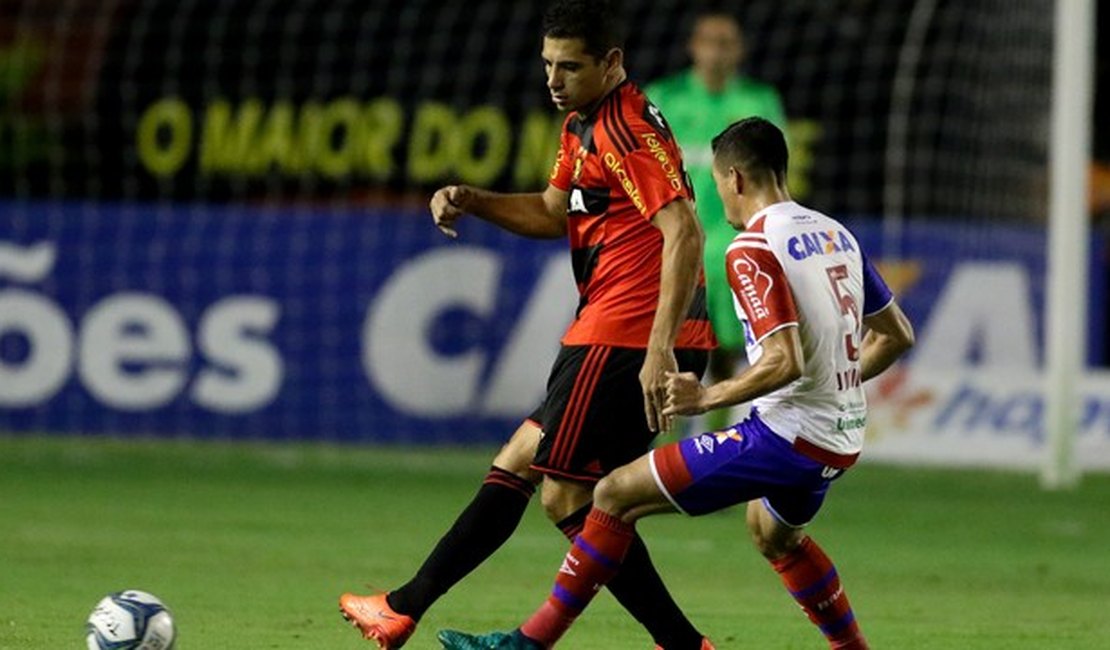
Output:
[725, 201, 893, 457]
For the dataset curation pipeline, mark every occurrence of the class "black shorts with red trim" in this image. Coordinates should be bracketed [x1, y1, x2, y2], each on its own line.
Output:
[528, 345, 708, 482]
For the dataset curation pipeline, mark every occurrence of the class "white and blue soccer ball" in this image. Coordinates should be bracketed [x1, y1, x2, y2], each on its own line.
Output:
[86, 590, 176, 650]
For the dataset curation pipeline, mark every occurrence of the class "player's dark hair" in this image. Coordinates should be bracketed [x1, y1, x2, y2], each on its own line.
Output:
[711, 117, 789, 186]
[542, 0, 626, 59]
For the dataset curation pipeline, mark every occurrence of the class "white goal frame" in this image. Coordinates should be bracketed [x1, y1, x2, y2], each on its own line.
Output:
[1043, 0, 1094, 489]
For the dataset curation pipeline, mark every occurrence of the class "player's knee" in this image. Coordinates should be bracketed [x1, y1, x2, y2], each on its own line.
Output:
[538, 486, 565, 522]
[746, 502, 804, 559]
[593, 470, 634, 518]
[492, 424, 542, 477]
[749, 527, 780, 559]
[539, 478, 591, 523]
[748, 521, 804, 560]
[491, 445, 537, 478]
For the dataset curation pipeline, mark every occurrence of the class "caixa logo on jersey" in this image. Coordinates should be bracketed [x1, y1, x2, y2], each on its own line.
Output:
[787, 230, 857, 260]
[0, 241, 282, 413]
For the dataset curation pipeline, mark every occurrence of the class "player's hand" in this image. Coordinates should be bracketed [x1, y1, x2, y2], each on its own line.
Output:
[429, 185, 470, 238]
[640, 348, 678, 433]
[663, 371, 707, 416]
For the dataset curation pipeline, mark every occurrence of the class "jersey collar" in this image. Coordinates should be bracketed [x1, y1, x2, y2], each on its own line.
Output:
[576, 78, 630, 122]
[746, 200, 800, 231]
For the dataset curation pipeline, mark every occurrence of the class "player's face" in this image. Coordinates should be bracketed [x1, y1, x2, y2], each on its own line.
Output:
[688, 16, 743, 79]
[542, 37, 616, 112]
[712, 162, 746, 230]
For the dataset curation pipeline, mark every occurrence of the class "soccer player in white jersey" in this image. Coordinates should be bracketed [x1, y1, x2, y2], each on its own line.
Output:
[439, 117, 915, 650]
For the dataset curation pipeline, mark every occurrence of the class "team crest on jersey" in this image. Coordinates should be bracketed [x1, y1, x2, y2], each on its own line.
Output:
[572, 152, 585, 183]
[787, 230, 857, 260]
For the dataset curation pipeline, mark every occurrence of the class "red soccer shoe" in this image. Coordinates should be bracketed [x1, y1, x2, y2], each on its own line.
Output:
[339, 592, 417, 649]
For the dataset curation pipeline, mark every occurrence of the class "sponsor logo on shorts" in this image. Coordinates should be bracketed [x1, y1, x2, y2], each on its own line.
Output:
[693, 429, 743, 455]
[693, 434, 715, 454]
[714, 429, 742, 444]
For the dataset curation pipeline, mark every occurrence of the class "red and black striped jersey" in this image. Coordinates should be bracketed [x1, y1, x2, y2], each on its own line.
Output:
[549, 80, 716, 350]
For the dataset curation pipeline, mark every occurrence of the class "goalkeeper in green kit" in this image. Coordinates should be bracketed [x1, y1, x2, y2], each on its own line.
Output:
[646, 9, 786, 432]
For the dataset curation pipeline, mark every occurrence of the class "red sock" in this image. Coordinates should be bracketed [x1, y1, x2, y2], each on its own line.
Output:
[770, 537, 868, 650]
[520, 508, 635, 646]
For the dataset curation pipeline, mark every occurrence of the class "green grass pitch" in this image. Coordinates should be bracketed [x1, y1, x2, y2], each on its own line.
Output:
[2, 435, 1109, 649]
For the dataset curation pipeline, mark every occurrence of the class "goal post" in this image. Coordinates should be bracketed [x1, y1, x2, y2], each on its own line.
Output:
[1042, 0, 1095, 489]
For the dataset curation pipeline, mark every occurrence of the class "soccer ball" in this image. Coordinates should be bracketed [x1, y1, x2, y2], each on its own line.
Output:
[85, 590, 176, 650]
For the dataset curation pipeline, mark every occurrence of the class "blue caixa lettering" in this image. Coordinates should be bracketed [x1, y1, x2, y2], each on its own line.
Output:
[787, 230, 856, 261]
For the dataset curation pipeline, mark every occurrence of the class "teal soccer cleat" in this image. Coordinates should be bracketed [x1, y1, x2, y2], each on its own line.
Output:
[437, 628, 543, 649]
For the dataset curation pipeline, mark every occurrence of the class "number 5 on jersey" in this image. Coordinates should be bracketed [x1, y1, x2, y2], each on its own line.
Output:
[825, 264, 860, 362]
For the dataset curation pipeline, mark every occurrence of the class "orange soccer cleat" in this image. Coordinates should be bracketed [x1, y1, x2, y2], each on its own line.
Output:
[654, 639, 716, 650]
[339, 592, 417, 649]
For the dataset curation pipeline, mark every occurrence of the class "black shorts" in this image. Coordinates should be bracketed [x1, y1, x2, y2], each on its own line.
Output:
[528, 345, 708, 482]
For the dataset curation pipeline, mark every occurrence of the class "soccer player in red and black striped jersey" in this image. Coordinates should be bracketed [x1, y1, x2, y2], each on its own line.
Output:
[339, 2, 716, 649]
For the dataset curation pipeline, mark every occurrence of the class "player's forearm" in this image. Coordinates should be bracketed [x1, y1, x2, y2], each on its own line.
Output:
[859, 330, 912, 382]
[859, 302, 915, 382]
[458, 187, 565, 239]
[648, 205, 702, 350]
[701, 346, 801, 411]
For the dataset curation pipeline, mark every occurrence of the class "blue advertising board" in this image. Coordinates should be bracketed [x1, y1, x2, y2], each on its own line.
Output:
[0, 201, 1103, 443]
[0, 201, 571, 442]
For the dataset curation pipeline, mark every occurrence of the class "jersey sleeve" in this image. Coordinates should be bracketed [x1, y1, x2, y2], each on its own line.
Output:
[861, 250, 895, 316]
[599, 113, 691, 220]
[725, 238, 799, 342]
[617, 146, 690, 219]
[548, 115, 575, 191]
